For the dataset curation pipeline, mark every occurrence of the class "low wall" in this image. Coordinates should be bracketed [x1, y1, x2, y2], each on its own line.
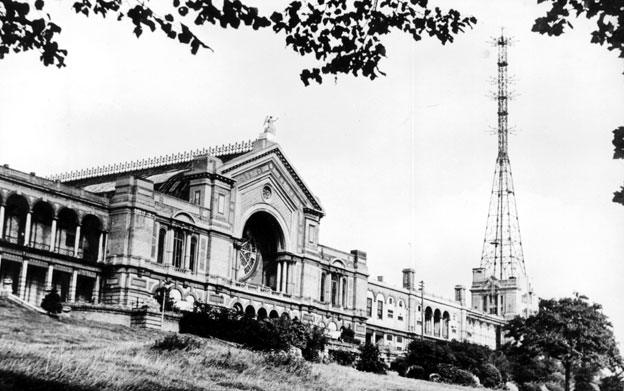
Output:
[69, 303, 182, 332]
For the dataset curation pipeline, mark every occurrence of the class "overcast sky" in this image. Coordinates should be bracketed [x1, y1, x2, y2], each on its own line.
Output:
[1, 0, 623, 341]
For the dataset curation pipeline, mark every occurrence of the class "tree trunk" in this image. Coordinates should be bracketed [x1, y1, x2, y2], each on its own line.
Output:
[564, 363, 571, 391]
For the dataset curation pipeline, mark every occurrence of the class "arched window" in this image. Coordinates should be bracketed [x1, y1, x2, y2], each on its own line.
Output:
[189, 236, 197, 271]
[320, 272, 327, 302]
[424, 307, 433, 335]
[172, 230, 184, 268]
[331, 274, 340, 306]
[156, 228, 167, 264]
[341, 277, 347, 307]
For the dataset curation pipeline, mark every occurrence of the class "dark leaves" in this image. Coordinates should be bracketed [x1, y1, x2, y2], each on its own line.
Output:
[0, 0, 66, 67]
[0, 0, 476, 85]
[532, 0, 624, 59]
[613, 127, 624, 160]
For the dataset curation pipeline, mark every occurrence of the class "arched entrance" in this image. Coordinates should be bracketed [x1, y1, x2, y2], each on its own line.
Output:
[237, 211, 284, 290]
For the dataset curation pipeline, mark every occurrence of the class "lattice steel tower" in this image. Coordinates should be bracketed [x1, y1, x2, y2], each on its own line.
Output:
[471, 32, 534, 320]
[480, 33, 526, 280]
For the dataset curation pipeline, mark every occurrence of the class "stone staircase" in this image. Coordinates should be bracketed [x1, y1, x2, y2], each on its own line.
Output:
[0, 288, 47, 314]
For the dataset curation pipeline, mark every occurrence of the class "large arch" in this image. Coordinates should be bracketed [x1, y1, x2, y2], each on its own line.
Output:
[424, 307, 433, 335]
[56, 207, 78, 255]
[3, 193, 29, 244]
[433, 309, 442, 337]
[81, 214, 103, 263]
[30, 200, 54, 249]
[237, 205, 290, 251]
[442, 311, 451, 339]
[237, 211, 285, 290]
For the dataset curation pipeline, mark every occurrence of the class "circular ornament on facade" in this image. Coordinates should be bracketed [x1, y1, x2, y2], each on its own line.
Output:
[238, 235, 260, 281]
[262, 185, 272, 201]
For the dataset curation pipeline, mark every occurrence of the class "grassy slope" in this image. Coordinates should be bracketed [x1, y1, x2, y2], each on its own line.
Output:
[0, 299, 470, 391]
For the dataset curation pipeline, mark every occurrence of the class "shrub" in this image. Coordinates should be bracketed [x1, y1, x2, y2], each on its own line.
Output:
[390, 357, 409, 376]
[330, 349, 358, 366]
[479, 363, 503, 388]
[152, 334, 202, 351]
[437, 363, 478, 386]
[40, 289, 63, 315]
[264, 351, 313, 379]
[340, 327, 357, 344]
[405, 365, 427, 380]
[180, 302, 326, 361]
[356, 342, 387, 374]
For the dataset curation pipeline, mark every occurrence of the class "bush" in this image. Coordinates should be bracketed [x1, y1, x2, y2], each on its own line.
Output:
[330, 349, 358, 366]
[437, 363, 478, 386]
[302, 325, 327, 362]
[479, 363, 503, 388]
[152, 334, 202, 351]
[356, 342, 387, 374]
[264, 351, 313, 379]
[340, 327, 357, 344]
[40, 289, 63, 315]
[405, 365, 427, 380]
[180, 302, 326, 361]
[390, 357, 409, 376]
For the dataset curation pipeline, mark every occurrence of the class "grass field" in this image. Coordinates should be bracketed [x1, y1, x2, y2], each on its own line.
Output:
[0, 298, 471, 391]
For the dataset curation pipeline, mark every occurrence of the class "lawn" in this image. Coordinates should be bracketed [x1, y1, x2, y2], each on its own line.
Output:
[0, 298, 471, 391]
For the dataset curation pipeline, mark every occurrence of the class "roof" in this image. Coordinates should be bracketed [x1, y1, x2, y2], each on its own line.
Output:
[47, 140, 254, 186]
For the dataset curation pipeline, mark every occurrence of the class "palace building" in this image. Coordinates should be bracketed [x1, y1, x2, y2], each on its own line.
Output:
[0, 127, 519, 352]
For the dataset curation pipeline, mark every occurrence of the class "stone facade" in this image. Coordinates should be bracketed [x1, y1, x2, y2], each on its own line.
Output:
[0, 129, 515, 353]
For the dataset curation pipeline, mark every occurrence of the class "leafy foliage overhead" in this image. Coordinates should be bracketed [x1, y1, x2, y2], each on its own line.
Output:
[0, 0, 476, 84]
[532, 0, 624, 65]
[613, 127, 624, 206]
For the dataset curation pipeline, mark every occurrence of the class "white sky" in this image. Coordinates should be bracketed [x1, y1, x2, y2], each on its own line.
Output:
[1, 0, 623, 342]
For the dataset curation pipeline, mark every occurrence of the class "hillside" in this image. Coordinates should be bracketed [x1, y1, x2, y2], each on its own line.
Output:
[0, 299, 471, 391]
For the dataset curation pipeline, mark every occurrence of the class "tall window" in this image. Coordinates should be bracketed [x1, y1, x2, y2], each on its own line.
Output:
[156, 228, 167, 264]
[193, 190, 201, 205]
[331, 275, 339, 306]
[366, 298, 372, 317]
[320, 272, 326, 302]
[377, 300, 383, 319]
[173, 230, 184, 268]
[189, 236, 197, 271]
[341, 277, 347, 307]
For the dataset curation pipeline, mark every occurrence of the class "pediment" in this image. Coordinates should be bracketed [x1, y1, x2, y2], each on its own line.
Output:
[220, 145, 324, 216]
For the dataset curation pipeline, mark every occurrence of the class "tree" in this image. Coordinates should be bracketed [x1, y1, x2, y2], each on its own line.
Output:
[504, 294, 622, 391]
[613, 127, 624, 205]
[0, 0, 476, 85]
[356, 342, 386, 374]
[40, 288, 63, 315]
[532, 1, 624, 206]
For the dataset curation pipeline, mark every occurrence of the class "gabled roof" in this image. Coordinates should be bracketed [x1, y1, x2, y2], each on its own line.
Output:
[221, 144, 323, 213]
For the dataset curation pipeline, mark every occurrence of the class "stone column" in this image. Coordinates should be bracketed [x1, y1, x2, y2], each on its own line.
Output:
[165, 229, 173, 265]
[73, 224, 81, 257]
[92, 275, 101, 304]
[96, 232, 103, 262]
[49, 218, 57, 251]
[69, 270, 78, 302]
[102, 232, 108, 262]
[184, 233, 191, 270]
[285, 262, 291, 294]
[0, 204, 5, 239]
[24, 211, 32, 246]
[18, 260, 28, 299]
[324, 273, 332, 303]
[337, 276, 343, 307]
[45, 264, 54, 291]
[276, 261, 282, 292]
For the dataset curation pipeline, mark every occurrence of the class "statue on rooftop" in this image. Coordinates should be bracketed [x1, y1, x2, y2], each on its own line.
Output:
[263, 115, 278, 135]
